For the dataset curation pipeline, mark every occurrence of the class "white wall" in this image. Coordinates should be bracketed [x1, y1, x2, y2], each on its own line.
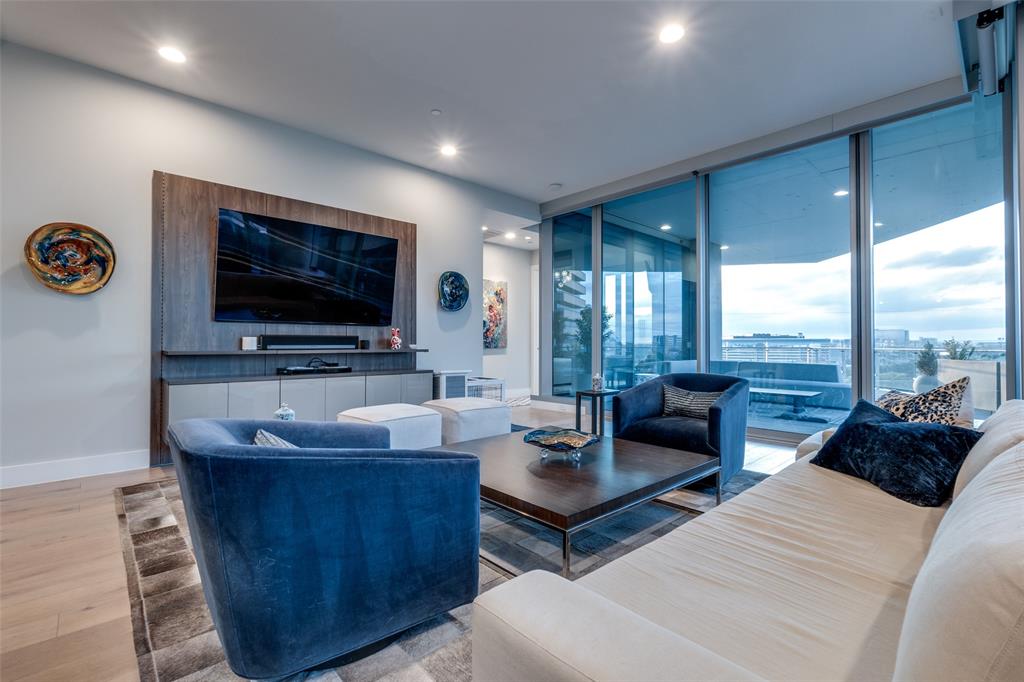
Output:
[0, 43, 538, 485]
[482, 243, 534, 396]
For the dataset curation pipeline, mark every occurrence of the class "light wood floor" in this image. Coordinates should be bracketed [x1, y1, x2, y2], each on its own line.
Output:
[0, 467, 175, 681]
[0, 406, 795, 681]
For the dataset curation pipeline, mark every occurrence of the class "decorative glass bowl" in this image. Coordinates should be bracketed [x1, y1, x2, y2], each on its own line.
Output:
[523, 429, 598, 462]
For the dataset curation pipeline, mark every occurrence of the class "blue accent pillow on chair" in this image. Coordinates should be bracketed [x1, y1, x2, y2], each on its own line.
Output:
[810, 400, 982, 507]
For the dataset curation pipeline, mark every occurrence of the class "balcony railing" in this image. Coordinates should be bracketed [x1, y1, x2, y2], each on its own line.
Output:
[607, 341, 1007, 419]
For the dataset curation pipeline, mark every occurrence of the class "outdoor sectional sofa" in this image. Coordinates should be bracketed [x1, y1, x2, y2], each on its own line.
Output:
[711, 360, 852, 410]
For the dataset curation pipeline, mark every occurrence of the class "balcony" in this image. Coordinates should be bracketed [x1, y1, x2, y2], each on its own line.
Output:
[608, 342, 1007, 435]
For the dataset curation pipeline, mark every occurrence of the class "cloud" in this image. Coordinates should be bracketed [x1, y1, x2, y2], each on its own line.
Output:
[886, 246, 998, 270]
[716, 203, 1006, 341]
[874, 288, 997, 314]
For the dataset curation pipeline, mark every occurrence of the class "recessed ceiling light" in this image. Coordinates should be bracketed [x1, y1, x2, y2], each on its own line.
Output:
[660, 224, 672, 231]
[525, 236, 533, 241]
[440, 144, 457, 157]
[504, 231, 516, 240]
[430, 109, 442, 116]
[548, 183, 563, 191]
[874, 221, 884, 227]
[720, 244, 730, 250]
[833, 189, 849, 197]
[481, 226, 488, 231]
[659, 23, 685, 44]
[158, 46, 187, 63]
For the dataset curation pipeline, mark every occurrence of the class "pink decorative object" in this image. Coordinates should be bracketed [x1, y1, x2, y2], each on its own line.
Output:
[390, 327, 403, 350]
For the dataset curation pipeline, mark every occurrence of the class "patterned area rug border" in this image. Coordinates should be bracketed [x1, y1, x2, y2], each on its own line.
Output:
[115, 469, 768, 681]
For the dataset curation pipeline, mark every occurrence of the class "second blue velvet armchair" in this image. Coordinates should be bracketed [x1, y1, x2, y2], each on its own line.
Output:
[613, 373, 750, 484]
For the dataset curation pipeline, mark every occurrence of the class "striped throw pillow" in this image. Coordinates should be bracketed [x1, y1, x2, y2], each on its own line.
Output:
[662, 384, 722, 420]
[253, 429, 298, 448]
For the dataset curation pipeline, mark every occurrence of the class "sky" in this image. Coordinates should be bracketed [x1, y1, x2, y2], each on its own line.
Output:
[718, 203, 1007, 343]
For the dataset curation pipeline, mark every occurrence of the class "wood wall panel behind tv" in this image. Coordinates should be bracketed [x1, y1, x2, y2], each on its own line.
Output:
[153, 171, 416, 352]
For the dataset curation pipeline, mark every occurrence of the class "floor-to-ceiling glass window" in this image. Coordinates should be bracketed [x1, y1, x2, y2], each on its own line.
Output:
[871, 94, 1007, 416]
[601, 181, 697, 389]
[708, 137, 852, 434]
[552, 209, 593, 396]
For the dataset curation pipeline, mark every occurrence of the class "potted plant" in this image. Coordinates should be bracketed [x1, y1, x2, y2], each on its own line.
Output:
[914, 341, 940, 393]
[943, 337, 976, 360]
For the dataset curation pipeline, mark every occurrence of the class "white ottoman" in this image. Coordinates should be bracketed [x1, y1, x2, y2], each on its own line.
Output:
[423, 397, 511, 445]
[337, 403, 442, 449]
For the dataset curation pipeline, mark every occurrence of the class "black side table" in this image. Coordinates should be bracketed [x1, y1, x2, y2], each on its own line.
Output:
[575, 389, 620, 436]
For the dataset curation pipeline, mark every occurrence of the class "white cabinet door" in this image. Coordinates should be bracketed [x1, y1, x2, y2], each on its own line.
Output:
[280, 378, 326, 421]
[167, 383, 229, 429]
[365, 374, 402, 406]
[325, 376, 367, 419]
[401, 373, 433, 405]
[228, 380, 281, 419]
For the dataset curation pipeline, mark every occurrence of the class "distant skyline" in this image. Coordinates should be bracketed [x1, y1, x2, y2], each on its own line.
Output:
[719, 203, 1006, 343]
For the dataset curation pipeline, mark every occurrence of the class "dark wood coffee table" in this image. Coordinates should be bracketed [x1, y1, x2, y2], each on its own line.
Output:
[431, 428, 720, 577]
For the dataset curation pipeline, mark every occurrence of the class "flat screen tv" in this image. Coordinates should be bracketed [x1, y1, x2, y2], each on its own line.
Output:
[214, 209, 399, 326]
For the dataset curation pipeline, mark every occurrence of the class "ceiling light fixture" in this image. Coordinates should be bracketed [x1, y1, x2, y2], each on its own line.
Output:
[430, 109, 442, 116]
[525, 236, 533, 241]
[158, 46, 187, 63]
[548, 183, 563, 191]
[504, 231, 516, 240]
[660, 224, 672, 231]
[440, 144, 457, 157]
[659, 23, 685, 44]
[481, 226, 488, 231]
[720, 244, 730, 250]
[833, 189, 849, 197]
[874, 221, 884, 227]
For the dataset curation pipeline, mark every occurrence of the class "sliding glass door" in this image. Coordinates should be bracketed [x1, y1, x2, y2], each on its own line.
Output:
[707, 137, 852, 434]
[871, 94, 1007, 417]
[551, 210, 593, 397]
[601, 181, 697, 389]
[542, 94, 1017, 433]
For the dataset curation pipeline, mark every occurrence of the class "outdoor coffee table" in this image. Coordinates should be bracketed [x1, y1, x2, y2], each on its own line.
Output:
[431, 428, 719, 577]
[749, 387, 822, 414]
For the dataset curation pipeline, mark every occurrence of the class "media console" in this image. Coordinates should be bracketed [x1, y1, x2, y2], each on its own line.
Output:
[164, 368, 433, 428]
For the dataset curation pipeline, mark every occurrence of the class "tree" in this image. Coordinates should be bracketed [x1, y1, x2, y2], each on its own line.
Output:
[943, 337, 976, 360]
[574, 306, 612, 362]
[916, 341, 938, 377]
[552, 307, 569, 353]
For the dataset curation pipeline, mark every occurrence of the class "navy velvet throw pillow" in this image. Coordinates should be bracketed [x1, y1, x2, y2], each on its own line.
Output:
[810, 400, 982, 507]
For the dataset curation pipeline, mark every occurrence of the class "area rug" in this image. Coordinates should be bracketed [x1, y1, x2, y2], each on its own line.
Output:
[116, 470, 767, 681]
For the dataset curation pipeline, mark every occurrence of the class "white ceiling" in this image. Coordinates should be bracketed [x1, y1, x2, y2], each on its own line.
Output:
[484, 223, 539, 251]
[0, 1, 962, 203]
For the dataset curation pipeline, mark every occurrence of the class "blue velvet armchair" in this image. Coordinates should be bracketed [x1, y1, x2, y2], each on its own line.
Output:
[612, 373, 750, 484]
[167, 418, 480, 680]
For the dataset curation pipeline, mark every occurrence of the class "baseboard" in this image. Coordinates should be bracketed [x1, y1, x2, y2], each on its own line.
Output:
[530, 399, 576, 413]
[505, 387, 532, 407]
[0, 449, 150, 489]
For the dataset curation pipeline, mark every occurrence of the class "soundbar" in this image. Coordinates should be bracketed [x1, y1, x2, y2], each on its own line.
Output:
[258, 334, 359, 350]
[277, 366, 353, 376]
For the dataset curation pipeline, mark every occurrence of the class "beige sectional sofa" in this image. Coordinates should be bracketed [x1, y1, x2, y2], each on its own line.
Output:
[473, 401, 1024, 682]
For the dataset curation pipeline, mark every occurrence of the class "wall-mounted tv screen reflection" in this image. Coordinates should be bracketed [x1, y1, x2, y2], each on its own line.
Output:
[214, 209, 398, 326]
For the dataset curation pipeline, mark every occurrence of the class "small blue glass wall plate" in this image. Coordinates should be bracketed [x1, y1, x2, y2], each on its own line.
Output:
[438, 271, 469, 311]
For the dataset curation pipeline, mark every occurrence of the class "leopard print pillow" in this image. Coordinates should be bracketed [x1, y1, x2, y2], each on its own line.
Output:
[876, 376, 971, 426]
